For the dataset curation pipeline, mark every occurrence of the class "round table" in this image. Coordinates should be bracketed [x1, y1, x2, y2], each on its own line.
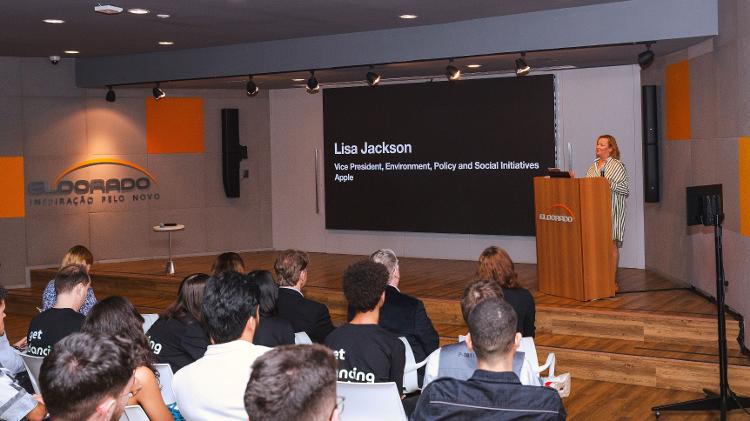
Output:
[152, 224, 185, 275]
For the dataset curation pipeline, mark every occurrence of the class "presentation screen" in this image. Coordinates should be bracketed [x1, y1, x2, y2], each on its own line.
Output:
[323, 75, 556, 236]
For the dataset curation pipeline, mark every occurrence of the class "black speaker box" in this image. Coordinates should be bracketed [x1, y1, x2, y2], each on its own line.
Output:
[221, 109, 248, 198]
[642, 85, 659, 203]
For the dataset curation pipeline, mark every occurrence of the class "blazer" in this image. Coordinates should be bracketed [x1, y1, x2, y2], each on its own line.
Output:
[253, 315, 295, 348]
[276, 287, 334, 343]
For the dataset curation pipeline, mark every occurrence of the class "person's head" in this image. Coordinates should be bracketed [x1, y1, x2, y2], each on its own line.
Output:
[247, 270, 280, 318]
[245, 344, 339, 421]
[54, 264, 92, 309]
[210, 252, 246, 277]
[477, 246, 520, 289]
[460, 279, 504, 323]
[162, 273, 209, 322]
[343, 260, 388, 314]
[82, 296, 156, 370]
[61, 245, 94, 272]
[40, 332, 137, 421]
[273, 249, 309, 288]
[370, 248, 400, 286]
[596, 134, 621, 160]
[202, 271, 260, 344]
[465, 298, 520, 367]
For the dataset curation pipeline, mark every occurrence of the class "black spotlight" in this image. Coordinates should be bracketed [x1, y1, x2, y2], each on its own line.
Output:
[445, 60, 461, 81]
[638, 43, 655, 69]
[515, 52, 531, 76]
[366, 66, 381, 87]
[246, 76, 259, 97]
[306, 71, 320, 94]
[152, 83, 166, 100]
[105, 86, 116, 102]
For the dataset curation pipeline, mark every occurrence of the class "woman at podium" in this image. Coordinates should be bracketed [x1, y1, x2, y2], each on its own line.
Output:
[584, 134, 629, 291]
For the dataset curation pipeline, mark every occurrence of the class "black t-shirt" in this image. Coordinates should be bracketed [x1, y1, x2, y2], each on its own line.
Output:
[324, 323, 406, 392]
[146, 315, 210, 373]
[502, 287, 536, 337]
[26, 308, 84, 357]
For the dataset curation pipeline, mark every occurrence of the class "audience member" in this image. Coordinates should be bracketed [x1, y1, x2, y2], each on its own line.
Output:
[41, 245, 97, 315]
[27, 265, 88, 357]
[147, 273, 210, 372]
[40, 332, 136, 421]
[0, 287, 24, 375]
[478, 246, 536, 337]
[173, 271, 270, 420]
[412, 299, 566, 420]
[245, 344, 339, 421]
[325, 260, 405, 392]
[210, 252, 246, 276]
[274, 250, 334, 343]
[0, 363, 46, 421]
[82, 296, 172, 421]
[246, 270, 295, 347]
[347, 249, 439, 382]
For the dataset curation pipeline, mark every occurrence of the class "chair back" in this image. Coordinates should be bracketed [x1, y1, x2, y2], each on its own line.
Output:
[119, 405, 149, 421]
[153, 363, 176, 405]
[336, 381, 406, 421]
[294, 331, 312, 344]
[398, 337, 427, 393]
[18, 351, 44, 394]
[142, 313, 159, 333]
[518, 337, 555, 378]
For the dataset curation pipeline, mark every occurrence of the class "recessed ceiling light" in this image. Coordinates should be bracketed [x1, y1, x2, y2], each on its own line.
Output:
[291, 78, 305, 82]
[43, 19, 65, 24]
[158, 41, 174, 46]
[128, 8, 150, 15]
[399, 14, 417, 19]
[467, 64, 482, 69]
[64, 50, 80, 54]
[156, 14, 171, 18]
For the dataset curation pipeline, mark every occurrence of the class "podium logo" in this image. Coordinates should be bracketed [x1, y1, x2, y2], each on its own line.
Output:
[539, 204, 575, 223]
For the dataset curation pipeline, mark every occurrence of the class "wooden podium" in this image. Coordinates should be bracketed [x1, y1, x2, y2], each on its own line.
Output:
[533, 176, 615, 301]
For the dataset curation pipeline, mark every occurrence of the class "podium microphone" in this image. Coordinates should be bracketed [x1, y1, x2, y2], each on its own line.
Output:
[600, 168, 605, 177]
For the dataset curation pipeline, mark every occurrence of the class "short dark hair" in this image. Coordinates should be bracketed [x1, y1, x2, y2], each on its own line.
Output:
[460, 279, 504, 323]
[468, 298, 517, 363]
[245, 344, 336, 421]
[202, 271, 259, 344]
[247, 270, 279, 318]
[161, 273, 209, 322]
[40, 332, 136, 420]
[0, 286, 7, 304]
[343, 260, 388, 313]
[54, 264, 91, 296]
[273, 249, 309, 287]
[210, 252, 246, 277]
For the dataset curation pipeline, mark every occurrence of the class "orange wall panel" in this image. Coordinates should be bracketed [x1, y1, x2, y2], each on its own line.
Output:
[0, 157, 25, 218]
[146, 98, 205, 154]
[740, 137, 750, 237]
[665, 60, 691, 141]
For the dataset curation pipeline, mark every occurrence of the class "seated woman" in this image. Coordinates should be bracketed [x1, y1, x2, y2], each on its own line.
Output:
[246, 270, 294, 347]
[41, 245, 97, 315]
[209, 252, 246, 277]
[147, 273, 210, 372]
[477, 246, 536, 337]
[82, 296, 173, 421]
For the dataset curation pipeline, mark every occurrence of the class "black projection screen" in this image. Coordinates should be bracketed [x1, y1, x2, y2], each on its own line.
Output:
[323, 75, 556, 236]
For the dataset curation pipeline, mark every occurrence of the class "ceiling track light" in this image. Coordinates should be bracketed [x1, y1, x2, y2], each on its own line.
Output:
[515, 52, 531, 76]
[246, 76, 259, 97]
[306, 71, 320, 94]
[638, 42, 655, 69]
[445, 59, 461, 81]
[105, 86, 116, 103]
[366, 66, 381, 87]
[152, 83, 166, 100]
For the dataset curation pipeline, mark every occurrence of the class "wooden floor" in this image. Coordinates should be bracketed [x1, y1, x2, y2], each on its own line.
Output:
[7, 250, 750, 420]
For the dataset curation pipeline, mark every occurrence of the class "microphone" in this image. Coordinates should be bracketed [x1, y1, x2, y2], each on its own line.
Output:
[600, 168, 605, 177]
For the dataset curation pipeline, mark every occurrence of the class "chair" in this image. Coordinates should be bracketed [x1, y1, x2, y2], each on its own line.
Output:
[119, 405, 149, 421]
[141, 313, 159, 333]
[17, 350, 43, 394]
[294, 331, 312, 344]
[518, 337, 555, 382]
[398, 337, 427, 393]
[336, 381, 406, 421]
[154, 363, 176, 405]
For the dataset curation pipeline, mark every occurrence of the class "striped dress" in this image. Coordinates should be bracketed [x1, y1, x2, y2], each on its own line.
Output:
[585, 157, 629, 242]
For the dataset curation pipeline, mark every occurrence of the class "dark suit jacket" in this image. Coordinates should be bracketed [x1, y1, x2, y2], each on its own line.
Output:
[277, 287, 334, 343]
[253, 315, 295, 348]
[348, 285, 439, 364]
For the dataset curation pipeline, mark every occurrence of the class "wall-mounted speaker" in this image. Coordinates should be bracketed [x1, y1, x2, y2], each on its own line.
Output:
[221, 109, 248, 198]
[642, 85, 660, 203]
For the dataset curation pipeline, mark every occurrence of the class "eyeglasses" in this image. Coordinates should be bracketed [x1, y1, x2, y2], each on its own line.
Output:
[329, 396, 345, 420]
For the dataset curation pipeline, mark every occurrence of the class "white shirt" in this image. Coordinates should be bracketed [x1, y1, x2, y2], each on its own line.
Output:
[172, 340, 270, 421]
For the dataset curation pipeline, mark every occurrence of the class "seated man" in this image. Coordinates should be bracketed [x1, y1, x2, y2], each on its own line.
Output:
[40, 332, 136, 421]
[245, 344, 339, 421]
[173, 271, 270, 420]
[325, 260, 405, 392]
[0, 286, 24, 374]
[413, 299, 566, 420]
[27, 265, 89, 357]
[273, 250, 334, 343]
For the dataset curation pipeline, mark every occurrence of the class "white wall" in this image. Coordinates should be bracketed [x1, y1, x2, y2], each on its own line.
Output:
[270, 65, 645, 267]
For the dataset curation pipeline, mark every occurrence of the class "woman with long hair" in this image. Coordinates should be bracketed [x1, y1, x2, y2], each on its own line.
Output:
[246, 270, 294, 347]
[41, 245, 97, 314]
[83, 296, 172, 421]
[209, 252, 246, 277]
[147, 273, 210, 372]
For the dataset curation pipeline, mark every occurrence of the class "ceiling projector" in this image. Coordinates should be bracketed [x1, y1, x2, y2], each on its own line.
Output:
[94, 4, 124, 15]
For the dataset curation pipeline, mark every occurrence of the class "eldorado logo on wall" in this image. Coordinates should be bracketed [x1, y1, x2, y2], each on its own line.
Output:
[27, 158, 160, 207]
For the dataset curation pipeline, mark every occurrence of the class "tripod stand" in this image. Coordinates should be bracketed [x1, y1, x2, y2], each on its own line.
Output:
[652, 194, 750, 420]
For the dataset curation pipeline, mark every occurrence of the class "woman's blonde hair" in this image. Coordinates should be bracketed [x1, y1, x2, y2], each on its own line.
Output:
[597, 134, 621, 160]
[60, 245, 93, 269]
[477, 246, 520, 289]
